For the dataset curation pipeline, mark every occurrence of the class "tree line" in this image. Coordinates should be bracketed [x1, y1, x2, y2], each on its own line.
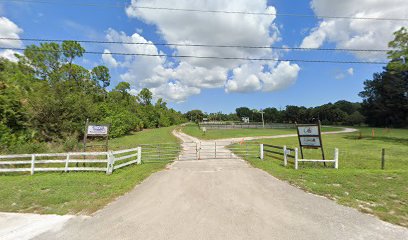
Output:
[185, 100, 365, 126]
[0, 41, 185, 153]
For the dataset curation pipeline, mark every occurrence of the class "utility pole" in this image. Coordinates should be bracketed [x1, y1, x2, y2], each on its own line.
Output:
[260, 109, 265, 128]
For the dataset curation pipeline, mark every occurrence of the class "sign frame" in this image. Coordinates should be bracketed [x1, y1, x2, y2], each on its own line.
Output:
[83, 119, 110, 152]
[295, 120, 325, 160]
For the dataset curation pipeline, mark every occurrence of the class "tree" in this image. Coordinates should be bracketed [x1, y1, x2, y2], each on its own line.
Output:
[91, 66, 111, 88]
[359, 28, 408, 127]
[185, 110, 204, 123]
[138, 88, 153, 105]
[235, 107, 252, 120]
[387, 27, 408, 72]
[359, 70, 408, 127]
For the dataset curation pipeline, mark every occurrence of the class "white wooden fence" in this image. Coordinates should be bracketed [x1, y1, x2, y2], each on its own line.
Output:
[0, 147, 141, 175]
[294, 148, 339, 170]
[260, 144, 339, 170]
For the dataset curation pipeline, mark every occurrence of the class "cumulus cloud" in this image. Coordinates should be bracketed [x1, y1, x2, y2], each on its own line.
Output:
[301, 0, 408, 60]
[335, 67, 354, 80]
[102, 49, 119, 68]
[0, 17, 23, 61]
[102, 1, 301, 102]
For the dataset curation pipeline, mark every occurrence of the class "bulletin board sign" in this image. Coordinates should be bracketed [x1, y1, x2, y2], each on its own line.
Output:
[296, 120, 325, 160]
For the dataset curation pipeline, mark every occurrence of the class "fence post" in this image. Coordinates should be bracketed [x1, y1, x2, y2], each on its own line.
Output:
[137, 146, 142, 165]
[294, 148, 299, 170]
[381, 148, 385, 170]
[215, 142, 217, 159]
[283, 146, 288, 166]
[30, 154, 36, 175]
[334, 148, 339, 169]
[64, 153, 70, 172]
[106, 151, 114, 175]
[260, 144, 264, 160]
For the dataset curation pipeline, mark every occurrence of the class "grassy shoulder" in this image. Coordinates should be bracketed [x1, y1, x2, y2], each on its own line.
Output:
[182, 123, 340, 140]
[0, 126, 179, 215]
[238, 127, 408, 227]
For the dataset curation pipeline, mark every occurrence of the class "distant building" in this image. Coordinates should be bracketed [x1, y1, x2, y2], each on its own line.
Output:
[242, 117, 249, 123]
[202, 118, 208, 122]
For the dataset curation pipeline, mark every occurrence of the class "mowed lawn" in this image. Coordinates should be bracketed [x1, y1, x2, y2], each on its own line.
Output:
[0, 126, 179, 215]
[182, 123, 340, 140]
[236, 127, 408, 227]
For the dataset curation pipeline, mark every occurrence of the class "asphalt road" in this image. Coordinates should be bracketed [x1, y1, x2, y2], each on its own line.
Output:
[32, 128, 408, 240]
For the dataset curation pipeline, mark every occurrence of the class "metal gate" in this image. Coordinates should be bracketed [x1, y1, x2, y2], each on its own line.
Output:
[141, 141, 260, 162]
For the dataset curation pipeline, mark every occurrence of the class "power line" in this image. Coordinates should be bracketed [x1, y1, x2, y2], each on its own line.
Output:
[0, 37, 390, 52]
[0, 47, 388, 65]
[1, 0, 408, 21]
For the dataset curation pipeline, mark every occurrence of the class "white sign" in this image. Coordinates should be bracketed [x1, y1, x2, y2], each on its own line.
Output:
[202, 127, 207, 132]
[298, 126, 319, 136]
[300, 137, 321, 147]
[87, 125, 109, 136]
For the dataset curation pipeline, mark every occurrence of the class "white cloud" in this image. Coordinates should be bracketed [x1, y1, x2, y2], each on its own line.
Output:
[102, 1, 301, 102]
[347, 67, 354, 75]
[301, 0, 408, 60]
[335, 67, 354, 80]
[226, 61, 300, 92]
[102, 49, 119, 68]
[0, 17, 23, 62]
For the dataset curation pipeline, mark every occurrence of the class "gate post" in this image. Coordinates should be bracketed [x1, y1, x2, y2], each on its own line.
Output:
[260, 144, 264, 160]
[283, 146, 288, 166]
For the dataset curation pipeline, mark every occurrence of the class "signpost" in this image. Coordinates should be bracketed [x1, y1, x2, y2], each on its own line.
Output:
[83, 119, 110, 152]
[296, 120, 325, 161]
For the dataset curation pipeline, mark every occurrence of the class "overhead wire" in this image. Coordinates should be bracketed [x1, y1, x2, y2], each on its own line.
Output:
[0, 47, 389, 65]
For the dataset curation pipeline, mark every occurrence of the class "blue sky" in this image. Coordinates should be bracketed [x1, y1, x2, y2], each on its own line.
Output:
[0, 0, 404, 113]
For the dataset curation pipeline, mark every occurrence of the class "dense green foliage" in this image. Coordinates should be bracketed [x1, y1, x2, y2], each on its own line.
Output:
[0, 41, 185, 153]
[359, 27, 408, 128]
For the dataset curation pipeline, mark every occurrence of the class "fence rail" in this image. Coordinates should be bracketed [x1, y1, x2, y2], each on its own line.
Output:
[0, 147, 141, 175]
[260, 144, 338, 170]
[199, 122, 295, 129]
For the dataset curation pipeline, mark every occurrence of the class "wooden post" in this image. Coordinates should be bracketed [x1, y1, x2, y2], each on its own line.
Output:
[334, 148, 339, 169]
[260, 144, 264, 160]
[137, 147, 142, 164]
[65, 153, 70, 172]
[215, 142, 217, 159]
[106, 151, 114, 175]
[381, 148, 385, 170]
[30, 154, 36, 175]
[295, 148, 299, 170]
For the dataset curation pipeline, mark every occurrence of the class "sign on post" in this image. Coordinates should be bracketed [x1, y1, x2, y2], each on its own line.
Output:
[87, 125, 109, 136]
[296, 121, 325, 160]
[83, 119, 110, 152]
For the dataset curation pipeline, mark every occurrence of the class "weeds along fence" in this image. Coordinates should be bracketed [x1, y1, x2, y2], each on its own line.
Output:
[0, 147, 141, 175]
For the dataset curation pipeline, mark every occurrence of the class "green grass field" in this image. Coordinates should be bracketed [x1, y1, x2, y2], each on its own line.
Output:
[182, 123, 340, 140]
[0, 126, 179, 215]
[233, 127, 408, 227]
